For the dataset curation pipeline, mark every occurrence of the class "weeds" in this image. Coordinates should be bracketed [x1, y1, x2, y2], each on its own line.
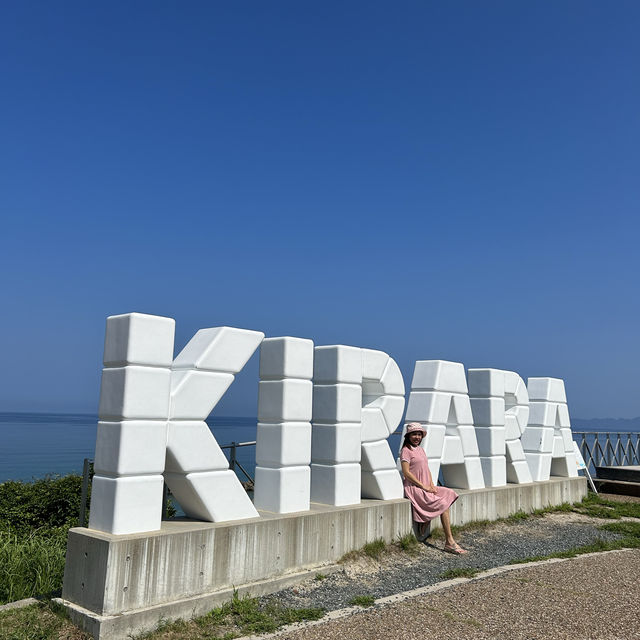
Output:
[349, 595, 375, 607]
[141, 592, 324, 638]
[314, 573, 326, 581]
[397, 532, 419, 553]
[362, 539, 386, 559]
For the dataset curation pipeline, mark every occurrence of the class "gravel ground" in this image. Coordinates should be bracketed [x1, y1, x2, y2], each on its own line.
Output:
[262, 512, 626, 613]
[272, 549, 640, 640]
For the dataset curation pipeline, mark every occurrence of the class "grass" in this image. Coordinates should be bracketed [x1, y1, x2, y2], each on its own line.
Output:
[0, 473, 87, 606]
[339, 533, 421, 564]
[0, 528, 68, 604]
[140, 592, 324, 639]
[439, 567, 479, 580]
[0, 602, 90, 640]
[314, 572, 326, 581]
[573, 493, 640, 519]
[349, 595, 375, 607]
[362, 539, 386, 559]
[397, 532, 420, 553]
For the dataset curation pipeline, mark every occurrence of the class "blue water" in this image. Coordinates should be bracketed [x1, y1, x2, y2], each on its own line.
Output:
[0, 413, 259, 483]
[0, 412, 636, 484]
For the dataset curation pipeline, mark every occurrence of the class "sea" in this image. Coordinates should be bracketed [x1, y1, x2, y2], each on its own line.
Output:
[0, 412, 637, 484]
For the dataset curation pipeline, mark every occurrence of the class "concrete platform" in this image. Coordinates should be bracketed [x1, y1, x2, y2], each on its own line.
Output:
[595, 465, 640, 483]
[56, 476, 586, 639]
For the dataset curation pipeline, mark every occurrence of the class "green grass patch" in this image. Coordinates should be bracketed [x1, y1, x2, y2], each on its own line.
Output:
[506, 510, 530, 523]
[349, 595, 375, 607]
[397, 532, 420, 553]
[340, 538, 387, 563]
[142, 592, 324, 638]
[339, 533, 421, 564]
[439, 567, 479, 580]
[573, 493, 640, 519]
[362, 539, 386, 559]
[0, 601, 91, 640]
[314, 572, 326, 581]
[599, 520, 640, 537]
[0, 528, 68, 604]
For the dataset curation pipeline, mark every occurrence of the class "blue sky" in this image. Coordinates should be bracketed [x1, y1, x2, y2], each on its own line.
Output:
[1, 1, 638, 419]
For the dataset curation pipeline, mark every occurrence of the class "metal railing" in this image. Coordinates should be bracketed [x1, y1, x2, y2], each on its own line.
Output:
[222, 440, 256, 488]
[574, 431, 640, 476]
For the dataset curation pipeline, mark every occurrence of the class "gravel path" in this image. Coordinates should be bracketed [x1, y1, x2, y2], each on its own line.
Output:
[272, 549, 640, 640]
[262, 512, 625, 613]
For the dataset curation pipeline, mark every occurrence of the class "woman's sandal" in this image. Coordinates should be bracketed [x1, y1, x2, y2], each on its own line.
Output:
[443, 543, 468, 555]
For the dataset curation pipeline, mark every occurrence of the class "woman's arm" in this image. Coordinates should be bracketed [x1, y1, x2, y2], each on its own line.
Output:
[401, 461, 437, 493]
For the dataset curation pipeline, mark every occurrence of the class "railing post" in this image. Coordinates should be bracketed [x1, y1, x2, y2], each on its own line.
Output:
[79, 458, 91, 527]
[229, 442, 237, 471]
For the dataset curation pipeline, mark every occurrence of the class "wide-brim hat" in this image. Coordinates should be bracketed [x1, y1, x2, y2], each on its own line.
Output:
[405, 422, 426, 435]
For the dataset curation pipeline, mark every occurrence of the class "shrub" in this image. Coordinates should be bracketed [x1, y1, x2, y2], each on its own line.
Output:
[0, 475, 85, 538]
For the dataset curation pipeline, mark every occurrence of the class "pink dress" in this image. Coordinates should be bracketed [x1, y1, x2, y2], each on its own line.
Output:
[401, 445, 458, 523]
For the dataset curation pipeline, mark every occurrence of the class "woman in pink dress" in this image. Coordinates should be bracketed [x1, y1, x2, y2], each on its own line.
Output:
[400, 423, 467, 554]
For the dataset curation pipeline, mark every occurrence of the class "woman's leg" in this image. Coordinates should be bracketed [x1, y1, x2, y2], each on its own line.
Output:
[440, 509, 455, 546]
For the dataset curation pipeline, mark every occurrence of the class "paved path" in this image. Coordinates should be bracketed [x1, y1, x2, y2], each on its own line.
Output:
[261, 549, 640, 640]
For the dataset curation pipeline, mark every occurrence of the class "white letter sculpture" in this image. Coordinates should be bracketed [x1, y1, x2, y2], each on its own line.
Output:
[404, 361, 485, 490]
[90, 312, 579, 535]
[360, 349, 405, 500]
[467, 369, 533, 486]
[311, 346, 363, 505]
[92, 313, 175, 535]
[468, 368, 507, 487]
[90, 313, 263, 534]
[253, 337, 314, 513]
[503, 370, 533, 483]
[523, 377, 578, 480]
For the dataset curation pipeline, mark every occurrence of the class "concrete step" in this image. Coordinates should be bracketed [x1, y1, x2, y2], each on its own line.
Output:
[593, 478, 640, 498]
[595, 465, 640, 483]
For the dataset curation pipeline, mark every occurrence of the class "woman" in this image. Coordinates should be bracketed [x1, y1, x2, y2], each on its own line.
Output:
[400, 422, 468, 554]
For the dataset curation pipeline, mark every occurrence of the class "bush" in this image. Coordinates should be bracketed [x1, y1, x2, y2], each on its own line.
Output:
[0, 474, 87, 604]
[0, 475, 85, 538]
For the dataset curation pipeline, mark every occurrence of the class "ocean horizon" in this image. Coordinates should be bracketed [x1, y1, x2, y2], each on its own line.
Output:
[0, 411, 638, 484]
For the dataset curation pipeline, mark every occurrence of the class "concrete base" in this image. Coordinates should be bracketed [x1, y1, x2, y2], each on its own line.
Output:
[58, 499, 410, 639]
[58, 477, 586, 639]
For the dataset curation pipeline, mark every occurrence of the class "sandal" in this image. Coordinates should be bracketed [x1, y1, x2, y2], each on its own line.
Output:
[443, 543, 468, 555]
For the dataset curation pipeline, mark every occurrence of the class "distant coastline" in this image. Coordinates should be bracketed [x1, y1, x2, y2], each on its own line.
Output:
[572, 416, 640, 431]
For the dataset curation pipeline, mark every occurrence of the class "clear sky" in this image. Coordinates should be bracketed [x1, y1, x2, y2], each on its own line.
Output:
[1, 1, 638, 419]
